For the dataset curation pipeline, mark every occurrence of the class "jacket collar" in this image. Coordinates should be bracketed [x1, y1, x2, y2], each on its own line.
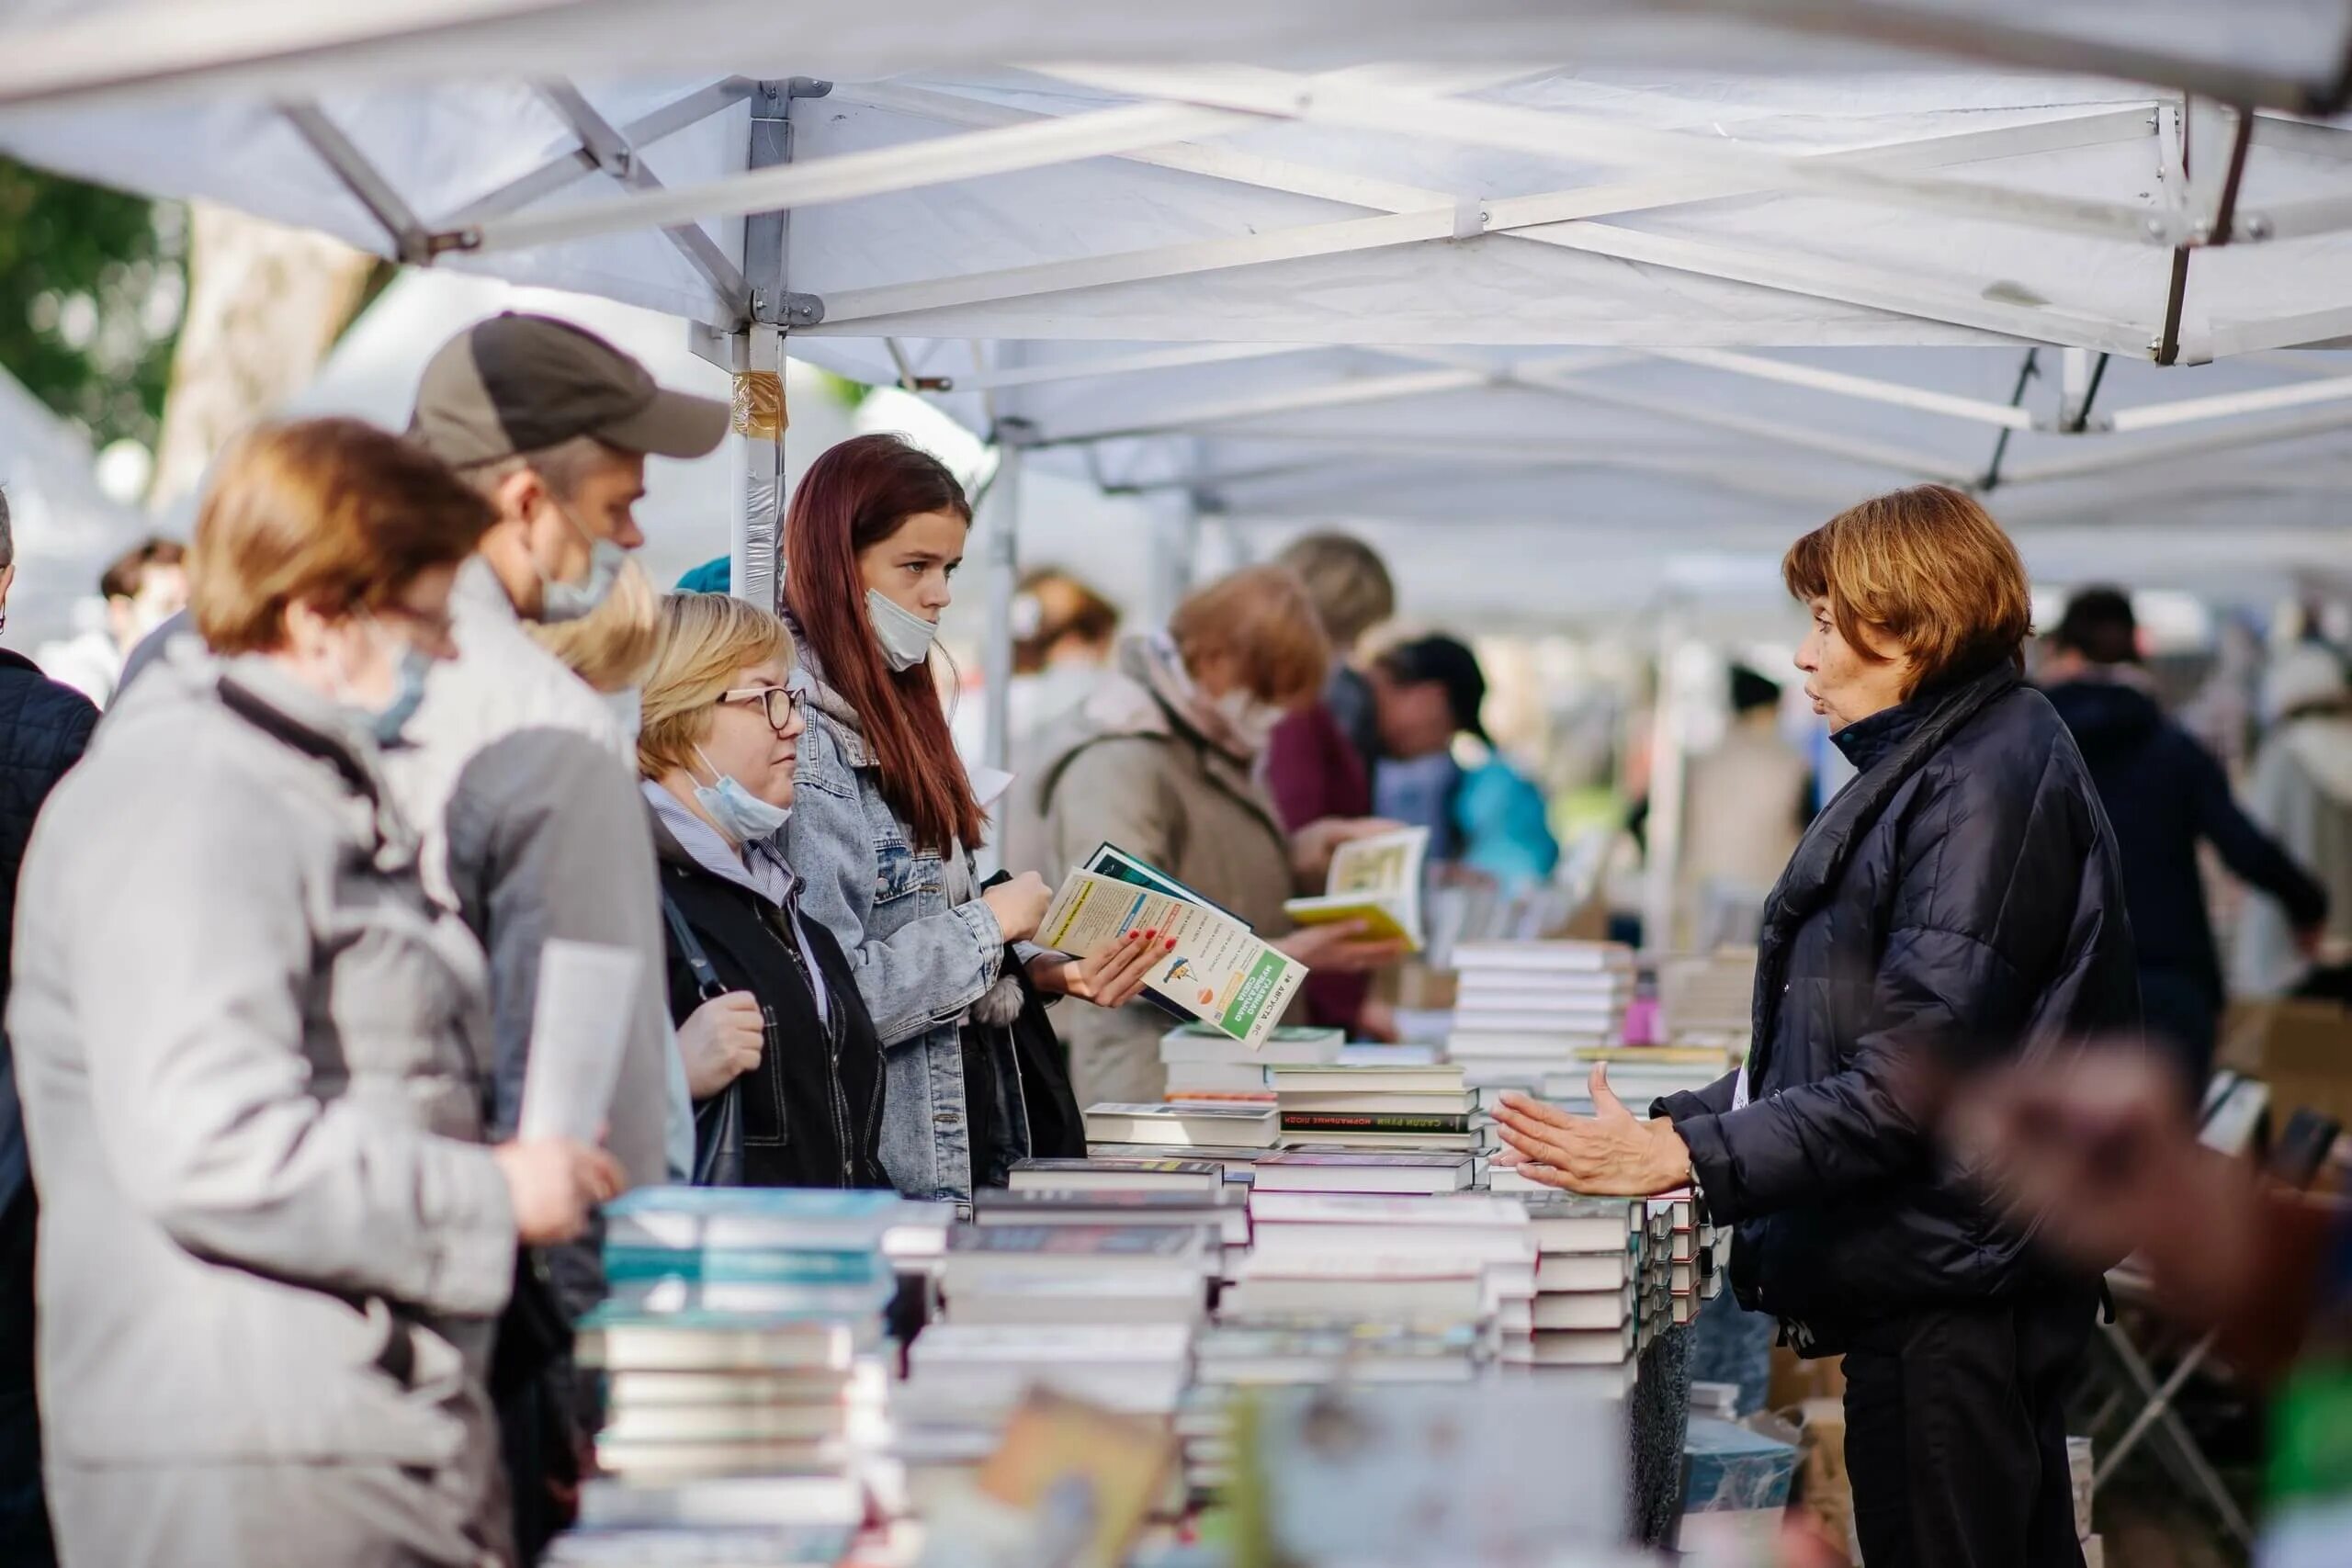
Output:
[1830, 660, 2016, 774]
[211, 651, 418, 869]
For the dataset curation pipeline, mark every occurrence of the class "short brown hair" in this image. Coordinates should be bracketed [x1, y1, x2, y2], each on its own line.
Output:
[99, 536, 186, 602]
[1276, 532, 1395, 650]
[529, 556, 661, 694]
[1169, 565, 1332, 705]
[1782, 484, 2030, 694]
[639, 592, 796, 781]
[190, 418, 495, 656]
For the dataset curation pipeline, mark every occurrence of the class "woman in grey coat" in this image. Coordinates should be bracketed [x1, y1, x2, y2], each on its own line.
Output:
[6, 420, 618, 1568]
[778, 434, 1159, 1201]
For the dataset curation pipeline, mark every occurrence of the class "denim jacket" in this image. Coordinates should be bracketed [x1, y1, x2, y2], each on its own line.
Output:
[781, 661, 1030, 1201]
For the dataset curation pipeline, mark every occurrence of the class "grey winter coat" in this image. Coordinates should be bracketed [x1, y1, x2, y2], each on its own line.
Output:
[781, 654, 1028, 1201]
[7, 648, 517, 1567]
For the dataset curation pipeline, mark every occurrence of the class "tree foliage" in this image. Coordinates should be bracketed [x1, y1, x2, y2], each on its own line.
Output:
[0, 156, 186, 450]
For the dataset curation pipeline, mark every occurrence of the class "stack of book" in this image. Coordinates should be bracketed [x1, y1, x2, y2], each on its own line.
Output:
[1544, 1043, 1734, 1110]
[1225, 1191, 1533, 1337]
[1249, 1147, 1478, 1196]
[563, 1187, 904, 1542]
[1444, 940, 1635, 1089]
[1657, 946, 1758, 1050]
[1084, 1100, 1280, 1156]
[1178, 1320, 1492, 1499]
[972, 1179, 1249, 1285]
[1266, 1060, 1495, 1155]
[1637, 1190, 1709, 1346]
[1503, 1194, 1645, 1397]
[1159, 1021, 1343, 1102]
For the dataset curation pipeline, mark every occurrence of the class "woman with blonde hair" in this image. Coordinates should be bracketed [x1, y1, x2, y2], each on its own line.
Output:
[632, 592, 891, 1187]
[1006, 564, 1409, 1106]
[1494, 484, 2138, 1568]
[8, 419, 617, 1567]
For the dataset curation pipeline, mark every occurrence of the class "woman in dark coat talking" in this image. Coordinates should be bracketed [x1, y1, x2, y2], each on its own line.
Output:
[1497, 485, 2139, 1568]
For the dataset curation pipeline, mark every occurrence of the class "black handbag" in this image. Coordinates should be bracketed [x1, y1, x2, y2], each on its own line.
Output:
[662, 893, 745, 1187]
[981, 873, 1089, 1160]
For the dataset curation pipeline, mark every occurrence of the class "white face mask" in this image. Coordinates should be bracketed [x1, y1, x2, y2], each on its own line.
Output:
[1214, 687, 1286, 756]
[690, 744, 792, 844]
[866, 588, 939, 673]
[537, 497, 624, 625]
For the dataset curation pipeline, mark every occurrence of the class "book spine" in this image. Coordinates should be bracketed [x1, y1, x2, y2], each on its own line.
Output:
[1277, 1112, 1472, 1134]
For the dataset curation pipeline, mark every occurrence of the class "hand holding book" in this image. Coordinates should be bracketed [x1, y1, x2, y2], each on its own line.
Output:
[1029, 927, 1175, 1008]
[1491, 1064, 1693, 1197]
[1275, 919, 1413, 975]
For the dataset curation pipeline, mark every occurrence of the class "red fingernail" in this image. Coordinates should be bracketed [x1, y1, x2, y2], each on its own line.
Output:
[1165, 938, 1177, 950]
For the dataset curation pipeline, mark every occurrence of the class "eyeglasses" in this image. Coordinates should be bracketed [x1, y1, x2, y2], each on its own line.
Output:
[717, 685, 800, 735]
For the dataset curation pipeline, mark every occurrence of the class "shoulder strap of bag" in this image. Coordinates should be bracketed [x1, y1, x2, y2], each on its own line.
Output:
[660, 887, 729, 1001]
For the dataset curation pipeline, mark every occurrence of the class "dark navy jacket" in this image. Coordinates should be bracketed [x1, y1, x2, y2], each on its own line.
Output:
[2044, 676, 2324, 1000]
[1657, 663, 2140, 1346]
[0, 649, 96, 1395]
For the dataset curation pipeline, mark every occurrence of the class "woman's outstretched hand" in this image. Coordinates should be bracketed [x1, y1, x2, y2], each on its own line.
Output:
[1030, 928, 1173, 1010]
[1492, 1064, 1694, 1196]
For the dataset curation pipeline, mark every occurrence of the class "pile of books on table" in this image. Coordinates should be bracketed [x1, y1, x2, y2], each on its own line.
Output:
[977, 1173, 1248, 1285]
[1637, 1189, 1721, 1346]
[549, 1188, 905, 1564]
[1547, 1044, 1734, 1111]
[1444, 939, 1634, 1091]
[1656, 946, 1758, 1051]
[1503, 1194, 1645, 1397]
[1267, 1059, 1495, 1156]
[1159, 1021, 1342, 1102]
[893, 1213, 1216, 1511]
[1226, 1190, 1533, 1339]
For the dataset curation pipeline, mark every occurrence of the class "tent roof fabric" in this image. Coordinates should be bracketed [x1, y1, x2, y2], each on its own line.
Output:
[7, 5, 2352, 594]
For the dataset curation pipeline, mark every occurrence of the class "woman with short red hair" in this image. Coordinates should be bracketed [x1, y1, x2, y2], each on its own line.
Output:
[1495, 485, 2140, 1568]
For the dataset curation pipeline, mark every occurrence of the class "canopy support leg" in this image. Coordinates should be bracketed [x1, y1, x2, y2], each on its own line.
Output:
[981, 431, 1031, 776]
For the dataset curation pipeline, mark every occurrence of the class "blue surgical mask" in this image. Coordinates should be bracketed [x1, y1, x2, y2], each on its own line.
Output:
[541, 536, 626, 625]
[363, 644, 433, 749]
[692, 744, 792, 844]
[866, 588, 939, 672]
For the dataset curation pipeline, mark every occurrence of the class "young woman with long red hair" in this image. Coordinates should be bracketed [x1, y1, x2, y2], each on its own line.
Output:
[777, 434, 1159, 1201]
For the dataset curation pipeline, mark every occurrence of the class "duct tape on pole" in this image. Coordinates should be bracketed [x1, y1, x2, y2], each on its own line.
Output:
[729, 324, 786, 610]
[981, 429, 1030, 776]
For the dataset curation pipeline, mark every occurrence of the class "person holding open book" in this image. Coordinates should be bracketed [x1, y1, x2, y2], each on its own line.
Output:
[778, 434, 1162, 1202]
[1493, 485, 2138, 1568]
[1006, 564, 1413, 1106]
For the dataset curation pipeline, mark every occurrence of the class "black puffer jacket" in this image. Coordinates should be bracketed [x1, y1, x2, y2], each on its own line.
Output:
[1657, 663, 2140, 1348]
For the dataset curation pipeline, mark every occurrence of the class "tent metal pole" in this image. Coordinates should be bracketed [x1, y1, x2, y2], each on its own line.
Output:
[537, 81, 749, 318]
[727, 78, 810, 611]
[440, 77, 758, 228]
[279, 100, 434, 263]
[1647, 347, 2033, 430]
[1978, 347, 2041, 490]
[1640, 604, 1690, 956]
[980, 427, 1030, 775]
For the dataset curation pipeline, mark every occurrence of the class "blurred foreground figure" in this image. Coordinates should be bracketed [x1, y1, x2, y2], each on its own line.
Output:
[1954, 1042, 2352, 1566]
[7, 422, 618, 1568]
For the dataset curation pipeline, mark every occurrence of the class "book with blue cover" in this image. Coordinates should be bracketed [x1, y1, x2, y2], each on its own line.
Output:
[602, 1186, 907, 1254]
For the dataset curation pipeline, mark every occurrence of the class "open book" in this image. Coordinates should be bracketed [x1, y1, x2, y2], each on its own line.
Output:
[1036, 843, 1307, 1049]
[1282, 826, 1429, 951]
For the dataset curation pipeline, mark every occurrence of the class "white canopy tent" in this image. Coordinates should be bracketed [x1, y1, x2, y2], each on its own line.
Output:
[0, 367, 148, 649]
[12, 0, 2352, 932]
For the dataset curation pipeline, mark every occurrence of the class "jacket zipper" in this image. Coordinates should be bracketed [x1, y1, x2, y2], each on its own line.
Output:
[775, 898, 857, 1187]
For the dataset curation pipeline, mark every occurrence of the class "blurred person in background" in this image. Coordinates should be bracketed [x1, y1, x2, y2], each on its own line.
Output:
[2041, 586, 2326, 1092]
[1679, 663, 1811, 948]
[8, 420, 618, 1568]
[37, 536, 187, 709]
[1008, 564, 1409, 1105]
[1495, 485, 2137, 1568]
[1265, 533, 1396, 1038]
[0, 489, 97, 1566]
[781, 434, 1157, 1201]
[638, 593, 895, 1190]
[2233, 642, 2352, 998]
[1371, 634, 1560, 892]
[950, 566, 1120, 769]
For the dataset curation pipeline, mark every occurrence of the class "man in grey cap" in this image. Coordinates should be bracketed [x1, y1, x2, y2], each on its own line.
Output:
[390, 313, 728, 1561]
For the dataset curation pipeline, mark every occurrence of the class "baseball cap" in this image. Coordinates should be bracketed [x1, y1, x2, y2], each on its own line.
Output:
[409, 312, 729, 468]
[1380, 634, 1490, 742]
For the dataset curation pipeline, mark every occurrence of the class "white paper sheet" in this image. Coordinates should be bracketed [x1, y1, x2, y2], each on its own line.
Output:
[517, 939, 644, 1144]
